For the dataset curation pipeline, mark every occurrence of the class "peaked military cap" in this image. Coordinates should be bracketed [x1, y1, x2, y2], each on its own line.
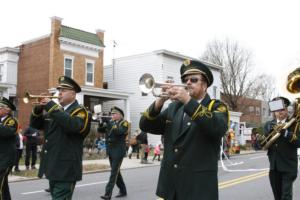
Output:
[57, 76, 81, 93]
[0, 97, 16, 111]
[272, 96, 290, 107]
[111, 106, 124, 117]
[180, 59, 214, 87]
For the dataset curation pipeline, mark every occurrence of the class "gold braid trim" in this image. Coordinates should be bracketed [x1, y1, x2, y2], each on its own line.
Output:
[47, 104, 60, 114]
[191, 104, 203, 120]
[142, 109, 157, 120]
[71, 107, 89, 133]
[191, 101, 215, 120]
[208, 100, 216, 112]
[191, 106, 213, 120]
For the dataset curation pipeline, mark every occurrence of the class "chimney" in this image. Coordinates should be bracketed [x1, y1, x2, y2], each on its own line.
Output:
[96, 29, 105, 42]
[51, 16, 63, 37]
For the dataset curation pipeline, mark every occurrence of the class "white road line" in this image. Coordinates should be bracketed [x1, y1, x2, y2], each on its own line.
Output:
[250, 155, 267, 160]
[21, 181, 108, 195]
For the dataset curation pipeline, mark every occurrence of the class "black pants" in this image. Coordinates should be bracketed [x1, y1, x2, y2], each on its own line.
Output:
[14, 149, 23, 170]
[269, 170, 297, 200]
[25, 143, 37, 167]
[0, 167, 12, 200]
[105, 155, 126, 196]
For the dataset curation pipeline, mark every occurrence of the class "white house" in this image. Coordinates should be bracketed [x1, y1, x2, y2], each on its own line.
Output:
[0, 47, 19, 106]
[104, 49, 237, 145]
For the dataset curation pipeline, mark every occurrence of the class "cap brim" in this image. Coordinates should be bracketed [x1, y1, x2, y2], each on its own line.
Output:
[181, 69, 210, 84]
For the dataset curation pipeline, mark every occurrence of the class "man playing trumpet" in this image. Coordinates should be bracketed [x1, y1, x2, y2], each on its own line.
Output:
[140, 59, 229, 200]
[30, 76, 91, 200]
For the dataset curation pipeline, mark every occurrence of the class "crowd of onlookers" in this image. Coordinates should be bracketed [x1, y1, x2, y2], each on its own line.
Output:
[14, 125, 42, 172]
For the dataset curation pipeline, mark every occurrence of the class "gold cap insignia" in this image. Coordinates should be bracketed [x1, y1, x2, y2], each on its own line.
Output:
[60, 77, 65, 81]
[183, 59, 191, 67]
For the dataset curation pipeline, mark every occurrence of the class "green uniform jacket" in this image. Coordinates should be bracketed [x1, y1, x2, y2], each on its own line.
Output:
[264, 119, 300, 173]
[98, 119, 128, 158]
[0, 116, 18, 170]
[140, 94, 229, 200]
[30, 100, 91, 182]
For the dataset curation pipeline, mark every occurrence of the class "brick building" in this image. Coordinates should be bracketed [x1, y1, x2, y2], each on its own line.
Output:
[221, 93, 272, 127]
[16, 16, 131, 128]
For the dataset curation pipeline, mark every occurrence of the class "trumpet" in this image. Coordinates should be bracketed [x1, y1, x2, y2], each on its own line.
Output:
[92, 104, 112, 121]
[139, 73, 186, 97]
[23, 91, 58, 104]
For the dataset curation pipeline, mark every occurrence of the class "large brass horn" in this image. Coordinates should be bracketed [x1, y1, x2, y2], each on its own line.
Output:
[287, 67, 300, 93]
[23, 91, 58, 104]
[139, 73, 186, 97]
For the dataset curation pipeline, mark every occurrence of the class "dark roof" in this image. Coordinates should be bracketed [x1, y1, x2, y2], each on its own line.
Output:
[60, 26, 104, 47]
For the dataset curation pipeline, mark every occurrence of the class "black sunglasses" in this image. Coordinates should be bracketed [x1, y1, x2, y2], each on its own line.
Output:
[182, 77, 203, 83]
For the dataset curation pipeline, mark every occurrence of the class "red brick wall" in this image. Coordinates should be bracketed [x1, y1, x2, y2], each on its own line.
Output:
[17, 37, 51, 127]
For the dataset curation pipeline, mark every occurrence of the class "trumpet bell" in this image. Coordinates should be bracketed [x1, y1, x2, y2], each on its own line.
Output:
[287, 67, 300, 93]
[23, 92, 31, 104]
[139, 73, 155, 94]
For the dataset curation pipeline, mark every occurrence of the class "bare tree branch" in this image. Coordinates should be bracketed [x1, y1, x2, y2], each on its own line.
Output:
[201, 38, 276, 112]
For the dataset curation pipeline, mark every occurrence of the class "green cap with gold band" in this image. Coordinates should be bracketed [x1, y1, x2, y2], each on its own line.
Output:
[111, 106, 124, 117]
[57, 76, 81, 93]
[180, 59, 214, 87]
[0, 97, 16, 111]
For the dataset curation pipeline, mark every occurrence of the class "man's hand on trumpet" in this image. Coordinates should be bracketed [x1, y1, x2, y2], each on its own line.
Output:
[168, 86, 191, 104]
[37, 93, 52, 106]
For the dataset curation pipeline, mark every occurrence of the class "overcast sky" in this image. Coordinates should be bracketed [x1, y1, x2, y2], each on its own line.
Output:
[1, 0, 300, 99]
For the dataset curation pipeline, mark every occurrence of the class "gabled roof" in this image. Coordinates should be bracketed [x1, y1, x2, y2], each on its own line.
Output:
[60, 26, 104, 47]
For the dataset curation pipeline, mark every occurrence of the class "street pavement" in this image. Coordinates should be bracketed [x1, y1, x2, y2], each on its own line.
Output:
[9, 150, 258, 182]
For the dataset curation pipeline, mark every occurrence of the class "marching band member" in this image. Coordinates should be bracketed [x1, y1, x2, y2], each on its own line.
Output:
[0, 97, 18, 200]
[30, 76, 91, 200]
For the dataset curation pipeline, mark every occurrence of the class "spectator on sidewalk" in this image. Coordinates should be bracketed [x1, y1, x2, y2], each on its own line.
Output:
[23, 126, 39, 170]
[128, 130, 140, 159]
[14, 127, 24, 172]
[136, 131, 148, 164]
[152, 143, 161, 161]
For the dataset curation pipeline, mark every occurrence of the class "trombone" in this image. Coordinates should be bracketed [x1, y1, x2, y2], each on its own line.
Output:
[23, 91, 58, 104]
[139, 73, 186, 97]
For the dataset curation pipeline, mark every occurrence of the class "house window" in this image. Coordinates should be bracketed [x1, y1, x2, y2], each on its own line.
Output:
[0, 64, 3, 82]
[64, 56, 73, 78]
[86, 60, 94, 85]
[249, 106, 254, 114]
[256, 107, 260, 115]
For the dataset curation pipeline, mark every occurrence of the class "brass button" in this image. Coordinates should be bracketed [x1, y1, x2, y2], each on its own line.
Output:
[44, 150, 47, 154]
[174, 148, 178, 153]
[174, 164, 178, 168]
[45, 139, 48, 143]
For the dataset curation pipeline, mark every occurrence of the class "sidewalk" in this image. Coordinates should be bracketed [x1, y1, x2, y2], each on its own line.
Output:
[8, 150, 260, 182]
[8, 156, 161, 182]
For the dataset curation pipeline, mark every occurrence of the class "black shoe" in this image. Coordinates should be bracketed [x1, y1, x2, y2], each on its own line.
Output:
[115, 192, 127, 198]
[45, 188, 50, 193]
[100, 195, 111, 200]
[31, 166, 36, 170]
[15, 169, 21, 172]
